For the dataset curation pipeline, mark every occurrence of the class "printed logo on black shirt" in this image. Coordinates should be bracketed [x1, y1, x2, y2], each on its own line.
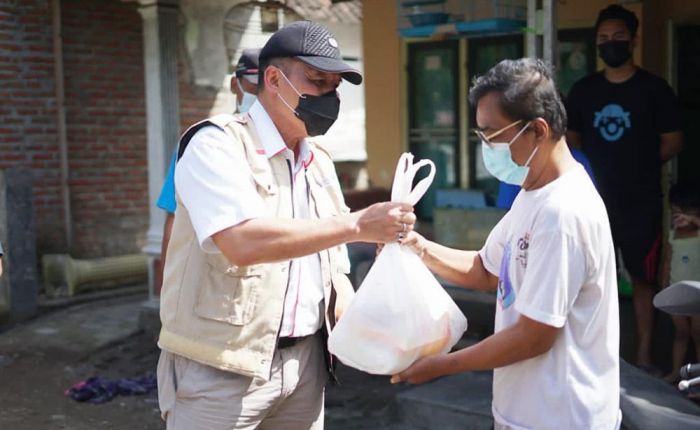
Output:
[593, 103, 631, 142]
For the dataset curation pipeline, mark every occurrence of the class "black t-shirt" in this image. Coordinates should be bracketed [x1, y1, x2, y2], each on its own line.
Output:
[566, 69, 681, 213]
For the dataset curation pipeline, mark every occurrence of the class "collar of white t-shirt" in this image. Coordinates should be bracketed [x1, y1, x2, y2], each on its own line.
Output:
[248, 100, 312, 172]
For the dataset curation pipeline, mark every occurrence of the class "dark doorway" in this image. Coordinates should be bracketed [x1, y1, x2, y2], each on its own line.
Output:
[676, 25, 700, 186]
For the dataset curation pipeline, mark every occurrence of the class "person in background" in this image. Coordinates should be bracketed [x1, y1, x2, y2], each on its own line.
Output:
[155, 49, 261, 285]
[566, 4, 683, 371]
[661, 182, 700, 384]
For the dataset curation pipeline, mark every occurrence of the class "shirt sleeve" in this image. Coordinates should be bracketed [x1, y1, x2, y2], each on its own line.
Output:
[174, 125, 266, 253]
[653, 79, 682, 134]
[156, 150, 178, 214]
[514, 228, 587, 328]
[0, 240, 3, 257]
[478, 212, 510, 276]
[565, 82, 584, 134]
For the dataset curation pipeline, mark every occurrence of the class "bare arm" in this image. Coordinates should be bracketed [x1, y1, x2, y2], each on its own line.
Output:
[393, 315, 560, 384]
[660, 131, 683, 163]
[213, 202, 414, 267]
[160, 213, 175, 264]
[401, 232, 498, 292]
[566, 131, 583, 150]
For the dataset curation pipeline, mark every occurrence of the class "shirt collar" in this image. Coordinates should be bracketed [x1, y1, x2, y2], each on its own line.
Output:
[248, 100, 313, 169]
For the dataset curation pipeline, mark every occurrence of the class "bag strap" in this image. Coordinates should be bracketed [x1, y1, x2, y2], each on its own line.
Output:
[391, 153, 436, 205]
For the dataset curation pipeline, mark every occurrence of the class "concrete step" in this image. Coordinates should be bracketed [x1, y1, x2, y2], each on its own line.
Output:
[392, 371, 494, 430]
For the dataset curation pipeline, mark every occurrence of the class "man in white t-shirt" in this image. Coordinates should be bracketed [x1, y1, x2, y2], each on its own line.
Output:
[392, 58, 621, 429]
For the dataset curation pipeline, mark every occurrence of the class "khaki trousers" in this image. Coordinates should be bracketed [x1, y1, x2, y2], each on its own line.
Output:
[157, 334, 327, 430]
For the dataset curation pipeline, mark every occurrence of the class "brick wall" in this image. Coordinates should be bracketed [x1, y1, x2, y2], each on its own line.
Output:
[1, 0, 220, 259]
[0, 0, 64, 253]
[178, 55, 218, 134]
[61, 0, 148, 257]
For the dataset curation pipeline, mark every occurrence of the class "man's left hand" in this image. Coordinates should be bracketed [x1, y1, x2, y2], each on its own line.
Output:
[391, 354, 449, 385]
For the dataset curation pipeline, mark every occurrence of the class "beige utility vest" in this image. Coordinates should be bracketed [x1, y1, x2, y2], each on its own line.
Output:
[158, 113, 352, 381]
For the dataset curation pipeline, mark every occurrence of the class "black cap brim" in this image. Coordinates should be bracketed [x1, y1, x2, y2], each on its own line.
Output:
[296, 55, 363, 85]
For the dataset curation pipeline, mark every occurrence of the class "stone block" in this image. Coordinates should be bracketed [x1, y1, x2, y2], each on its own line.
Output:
[0, 168, 39, 322]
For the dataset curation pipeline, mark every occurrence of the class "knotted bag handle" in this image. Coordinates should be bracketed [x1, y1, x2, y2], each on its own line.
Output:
[390, 153, 436, 206]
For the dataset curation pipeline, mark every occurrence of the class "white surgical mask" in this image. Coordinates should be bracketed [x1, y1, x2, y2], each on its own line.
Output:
[477, 121, 537, 186]
[236, 79, 257, 113]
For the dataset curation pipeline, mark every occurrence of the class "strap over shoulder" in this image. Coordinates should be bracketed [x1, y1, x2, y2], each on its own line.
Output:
[177, 113, 244, 161]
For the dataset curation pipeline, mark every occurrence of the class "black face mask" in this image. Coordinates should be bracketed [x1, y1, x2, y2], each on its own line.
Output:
[295, 90, 340, 136]
[277, 71, 340, 137]
[598, 40, 632, 68]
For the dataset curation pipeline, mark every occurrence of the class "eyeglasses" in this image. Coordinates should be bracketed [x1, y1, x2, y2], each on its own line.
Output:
[473, 119, 524, 148]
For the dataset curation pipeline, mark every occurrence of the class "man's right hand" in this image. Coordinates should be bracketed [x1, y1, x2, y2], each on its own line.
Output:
[352, 202, 415, 243]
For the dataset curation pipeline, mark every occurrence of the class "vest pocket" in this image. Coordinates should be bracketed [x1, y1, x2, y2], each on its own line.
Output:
[195, 256, 261, 326]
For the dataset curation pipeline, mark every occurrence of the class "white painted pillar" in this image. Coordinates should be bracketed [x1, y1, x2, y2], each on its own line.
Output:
[542, 0, 557, 66]
[526, 0, 538, 58]
[526, 0, 558, 65]
[138, 0, 180, 307]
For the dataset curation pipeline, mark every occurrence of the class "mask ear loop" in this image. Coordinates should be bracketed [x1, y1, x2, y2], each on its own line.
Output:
[277, 68, 306, 99]
[275, 67, 305, 116]
[523, 144, 539, 167]
[518, 122, 539, 167]
[276, 92, 299, 116]
[507, 121, 532, 146]
[235, 78, 249, 108]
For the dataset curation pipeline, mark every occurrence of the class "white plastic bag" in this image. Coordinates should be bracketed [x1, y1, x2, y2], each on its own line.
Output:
[328, 153, 468, 375]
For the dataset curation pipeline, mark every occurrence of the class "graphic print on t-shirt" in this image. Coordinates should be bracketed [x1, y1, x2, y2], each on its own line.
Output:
[593, 104, 631, 142]
[516, 233, 530, 268]
[497, 240, 516, 309]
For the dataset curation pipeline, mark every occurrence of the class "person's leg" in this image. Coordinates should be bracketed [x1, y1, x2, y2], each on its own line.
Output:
[610, 202, 662, 369]
[620, 230, 661, 369]
[665, 316, 690, 382]
[165, 352, 284, 430]
[259, 334, 328, 430]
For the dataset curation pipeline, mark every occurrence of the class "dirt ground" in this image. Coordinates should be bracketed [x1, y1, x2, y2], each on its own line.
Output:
[0, 326, 411, 430]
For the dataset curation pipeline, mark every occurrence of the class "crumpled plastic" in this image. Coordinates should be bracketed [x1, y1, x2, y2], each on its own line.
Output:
[64, 373, 157, 404]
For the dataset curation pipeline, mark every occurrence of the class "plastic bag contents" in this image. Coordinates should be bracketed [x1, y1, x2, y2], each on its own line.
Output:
[328, 153, 468, 375]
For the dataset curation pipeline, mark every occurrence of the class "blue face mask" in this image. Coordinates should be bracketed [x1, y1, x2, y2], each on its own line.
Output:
[478, 121, 537, 186]
[236, 79, 257, 113]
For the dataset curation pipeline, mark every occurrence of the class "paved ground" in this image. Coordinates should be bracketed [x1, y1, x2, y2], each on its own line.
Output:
[3, 291, 699, 430]
[0, 293, 412, 429]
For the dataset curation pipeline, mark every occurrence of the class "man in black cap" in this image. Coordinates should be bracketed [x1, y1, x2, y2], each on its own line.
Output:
[230, 48, 260, 114]
[155, 48, 262, 290]
[156, 21, 415, 430]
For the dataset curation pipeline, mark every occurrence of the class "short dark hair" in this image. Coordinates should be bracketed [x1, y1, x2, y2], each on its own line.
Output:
[257, 57, 294, 91]
[670, 182, 700, 210]
[468, 58, 567, 139]
[595, 4, 639, 36]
